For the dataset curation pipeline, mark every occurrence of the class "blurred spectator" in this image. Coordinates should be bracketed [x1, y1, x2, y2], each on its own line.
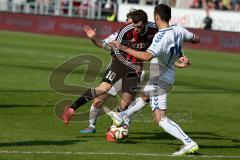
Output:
[190, 0, 240, 10]
[202, 9, 213, 30]
[79, 0, 89, 17]
[232, 0, 239, 9]
[60, 0, 68, 15]
[234, 0, 240, 10]
[11, 0, 26, 12]
[2, 0, 240, 19]
[212, 0, 220, 9]
[220, 0, 232, 10]
[105, 0, 117, 21]
[190, 0, 207, 8]
[205, 0, 215, 9]
[47, 0, 55, 14]
[146, 0, 158, 5]
[72, 0, 81, 15]
[122, 0, 139, 4]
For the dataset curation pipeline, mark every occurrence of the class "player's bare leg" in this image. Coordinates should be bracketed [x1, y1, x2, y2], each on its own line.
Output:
[105, 92, 135, 126]
[62, 82, 112, 124]
[105, 93, 148, 126]
[80, 93, 109, 133]
[118, 92, 134, 126]
[119, 92, 134, 111]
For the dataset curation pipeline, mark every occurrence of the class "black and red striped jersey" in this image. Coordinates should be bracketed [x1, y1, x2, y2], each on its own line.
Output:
[112, 21, 158, 71]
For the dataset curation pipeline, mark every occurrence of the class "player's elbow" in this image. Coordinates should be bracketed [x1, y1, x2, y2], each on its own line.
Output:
[146, 56, 153, 61]
[142, 53, 153, 61]
[142, 56, 152, 61]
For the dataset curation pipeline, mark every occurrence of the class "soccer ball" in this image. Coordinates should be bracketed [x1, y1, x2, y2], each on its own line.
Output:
[109, 125, 128, 140]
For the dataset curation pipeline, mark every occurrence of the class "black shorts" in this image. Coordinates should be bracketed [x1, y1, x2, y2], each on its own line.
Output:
[102, 58, 141, 96]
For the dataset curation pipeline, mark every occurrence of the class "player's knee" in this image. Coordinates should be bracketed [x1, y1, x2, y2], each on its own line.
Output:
[93, 99, 103, 108]
[140, 93, 149, 102]
[95, 87, 108, 93]
[154, 110, 167, 125]
[119, 101, 128, 111]
[154, 116, 160, 125]
[95, 84, 111, 95]
[158, 115, 167, 127]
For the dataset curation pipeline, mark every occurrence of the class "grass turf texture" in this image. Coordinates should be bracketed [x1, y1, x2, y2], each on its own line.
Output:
[0, 30, 239, 160]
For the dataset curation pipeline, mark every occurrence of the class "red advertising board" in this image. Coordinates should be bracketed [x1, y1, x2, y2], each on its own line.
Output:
[186, 29, 240, 53]
[0, 12, 124, 39]
[0, 12, 239, 53]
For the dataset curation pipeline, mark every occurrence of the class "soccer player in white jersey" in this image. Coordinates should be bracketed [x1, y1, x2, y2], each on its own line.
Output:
[82, 17, 190, 134]
[107, 4, 200, 155]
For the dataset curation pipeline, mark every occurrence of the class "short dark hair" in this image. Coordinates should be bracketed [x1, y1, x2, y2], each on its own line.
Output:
[126, 8, 137, 19]
[131, 9, 148, 24]
[154, 4, 171, 22]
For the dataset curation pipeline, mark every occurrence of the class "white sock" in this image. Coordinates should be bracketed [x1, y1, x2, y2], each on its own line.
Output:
[123, 116, 131, 127]
[89, 105, 99, 129]
[119, 97, 147, 119]
[159, 117, 193, 145]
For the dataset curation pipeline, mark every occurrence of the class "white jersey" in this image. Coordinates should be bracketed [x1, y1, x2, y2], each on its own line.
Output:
[102, 32, 118, 51]
[146, 25, 195, 84]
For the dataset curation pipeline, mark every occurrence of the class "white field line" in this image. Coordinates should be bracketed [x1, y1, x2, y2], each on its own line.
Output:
[0, 150, 240, 159]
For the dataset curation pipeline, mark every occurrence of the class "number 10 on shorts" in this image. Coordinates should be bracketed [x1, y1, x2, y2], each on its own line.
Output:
[106, 71, 116, 82]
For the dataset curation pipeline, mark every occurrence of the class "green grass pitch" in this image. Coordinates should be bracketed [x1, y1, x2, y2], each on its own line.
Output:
[0, 30, 239, 160]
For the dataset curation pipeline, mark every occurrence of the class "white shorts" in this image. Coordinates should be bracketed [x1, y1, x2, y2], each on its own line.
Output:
[107, 70, 145, 96]
[143, 79, 171, 111]
[149, 93, 167, 111]
[143, 79, 172, 97]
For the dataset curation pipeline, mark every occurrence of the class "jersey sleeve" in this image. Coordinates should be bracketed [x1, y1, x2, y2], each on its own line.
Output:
[146, 33, 163, 57]
[112, 24, 133, 55]
[116, 24, 133, 43]
[102, 32, 118, 50]
[181, 26, 195, 42]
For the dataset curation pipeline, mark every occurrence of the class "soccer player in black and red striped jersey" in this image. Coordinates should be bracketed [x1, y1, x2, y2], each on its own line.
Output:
[61, 10, 158, 124]
[79, 9, 140, 134]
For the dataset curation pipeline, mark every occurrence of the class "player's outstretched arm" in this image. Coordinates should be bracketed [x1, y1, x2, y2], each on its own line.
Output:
[83, 26, 104, 48]
[110, 41, 153, 61]
[190, 35, 200, 44]
[182, 26, 201, 44]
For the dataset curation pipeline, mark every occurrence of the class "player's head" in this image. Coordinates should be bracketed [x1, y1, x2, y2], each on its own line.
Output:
[154, 4, 171, 25]
[126, 8, 136, 24]
[130, 9, 148, 34]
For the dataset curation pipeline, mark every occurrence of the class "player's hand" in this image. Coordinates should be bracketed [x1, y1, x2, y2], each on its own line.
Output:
[109, 40, 121, 49]
[179, 56, 191, 65]
[83, 25, 96, 39]
[175, 56, 192, 68]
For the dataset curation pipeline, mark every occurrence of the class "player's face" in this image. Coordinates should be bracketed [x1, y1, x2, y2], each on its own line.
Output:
[126, 18, 133, 24]
[132, 21, 145, 34]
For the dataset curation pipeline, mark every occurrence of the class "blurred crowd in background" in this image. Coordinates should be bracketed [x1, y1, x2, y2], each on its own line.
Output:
[190, 0, 240, 11]
[126, 0, 240, 11]
[0, 0, 239, 21]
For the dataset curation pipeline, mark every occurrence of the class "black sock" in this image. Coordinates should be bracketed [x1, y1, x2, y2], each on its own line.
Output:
[71, 88, 97, 110]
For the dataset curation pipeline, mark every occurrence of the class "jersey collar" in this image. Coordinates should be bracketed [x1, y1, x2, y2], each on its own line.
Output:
[158, 27, 173, 32]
